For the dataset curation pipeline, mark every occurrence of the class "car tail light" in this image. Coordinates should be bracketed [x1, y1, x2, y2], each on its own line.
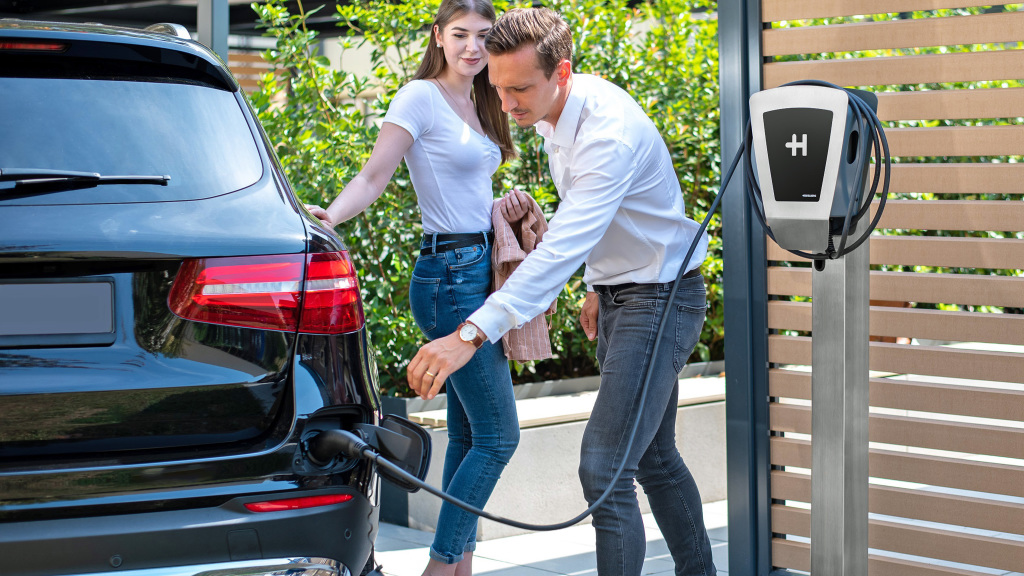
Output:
[298, 252, 365, 333]
[169, 252, 365, 333]
[0, 41, 68, 52]
[244, 493, 354, 512]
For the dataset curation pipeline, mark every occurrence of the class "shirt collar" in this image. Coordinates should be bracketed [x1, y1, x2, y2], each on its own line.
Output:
[536, 75, 586, 149]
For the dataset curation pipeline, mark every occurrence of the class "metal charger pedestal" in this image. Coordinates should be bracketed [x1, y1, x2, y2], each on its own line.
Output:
[810, 217, 870, 575]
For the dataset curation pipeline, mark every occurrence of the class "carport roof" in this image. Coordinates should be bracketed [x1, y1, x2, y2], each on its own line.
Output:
[0, 0, 353, 36]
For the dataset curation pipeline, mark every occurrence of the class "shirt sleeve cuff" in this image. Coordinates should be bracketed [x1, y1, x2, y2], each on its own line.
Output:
[468, 299, 520, 344]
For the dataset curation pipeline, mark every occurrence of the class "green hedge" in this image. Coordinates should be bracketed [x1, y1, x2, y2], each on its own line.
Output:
[250, 0, 722, 396]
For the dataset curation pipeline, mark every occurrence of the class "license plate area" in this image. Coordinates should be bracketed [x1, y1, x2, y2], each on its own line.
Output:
[0, 279, 116, 348]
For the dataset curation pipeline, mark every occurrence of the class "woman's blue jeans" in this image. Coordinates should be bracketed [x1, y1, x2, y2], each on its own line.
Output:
[582, 276, 717, 576]
[409, 234, 519, 564]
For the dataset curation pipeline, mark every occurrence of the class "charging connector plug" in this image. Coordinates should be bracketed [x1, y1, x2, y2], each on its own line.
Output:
[304, 429, 373, 467]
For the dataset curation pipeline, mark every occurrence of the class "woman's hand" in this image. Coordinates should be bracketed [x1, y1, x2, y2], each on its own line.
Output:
[305, 204, 334, 229]
[499, 188, 530, 223]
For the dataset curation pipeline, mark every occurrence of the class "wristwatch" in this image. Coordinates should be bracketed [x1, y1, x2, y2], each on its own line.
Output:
[457, 321, 486, 349]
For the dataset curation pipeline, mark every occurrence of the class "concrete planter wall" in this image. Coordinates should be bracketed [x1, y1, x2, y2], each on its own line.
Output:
[377, 361, 727, 540]
[380, 360, 724, 417]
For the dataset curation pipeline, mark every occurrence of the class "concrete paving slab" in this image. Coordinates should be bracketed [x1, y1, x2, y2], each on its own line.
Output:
[474, 533, 596, 573]
[640, 556, 677, 574]
[702, 500, 730, 522]
[711, 542, 729, 573]
[707, 526, 729, 544]
[375, 500, 730, 575]
[460, 556, 558, 576]
[374, 535, 424, 554]
[376, 522, 437, 547]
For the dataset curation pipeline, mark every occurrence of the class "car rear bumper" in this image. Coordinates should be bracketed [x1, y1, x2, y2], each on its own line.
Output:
[0, 488, 377, 576]
[53, 557, 350, 576]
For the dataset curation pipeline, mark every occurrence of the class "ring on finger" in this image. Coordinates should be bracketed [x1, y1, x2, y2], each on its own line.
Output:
[424, 371, 436, 379]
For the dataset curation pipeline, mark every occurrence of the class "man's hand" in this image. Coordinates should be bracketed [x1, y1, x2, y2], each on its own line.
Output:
[407, 332, 477, 400]
[305, 204, 335, 228]
[580, 291, 599, 341]
[499, 188, 530, 223]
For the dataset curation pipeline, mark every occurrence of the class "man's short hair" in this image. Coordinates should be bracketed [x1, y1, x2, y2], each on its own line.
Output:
[485, 7, 572, 78]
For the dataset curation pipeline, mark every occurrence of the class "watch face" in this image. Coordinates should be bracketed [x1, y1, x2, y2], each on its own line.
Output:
[459, 323, 478, 341]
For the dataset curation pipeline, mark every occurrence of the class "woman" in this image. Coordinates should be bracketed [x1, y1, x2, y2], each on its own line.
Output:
[306, 1, 526, 574]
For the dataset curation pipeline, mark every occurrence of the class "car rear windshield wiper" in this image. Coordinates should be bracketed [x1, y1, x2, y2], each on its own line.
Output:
[0, 168, 170, 194]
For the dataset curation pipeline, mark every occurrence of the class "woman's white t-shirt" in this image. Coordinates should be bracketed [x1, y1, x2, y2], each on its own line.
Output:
[383, 79, 501, 234]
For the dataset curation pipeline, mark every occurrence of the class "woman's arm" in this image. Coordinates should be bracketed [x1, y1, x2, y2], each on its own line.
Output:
[307, 122, 415, 227]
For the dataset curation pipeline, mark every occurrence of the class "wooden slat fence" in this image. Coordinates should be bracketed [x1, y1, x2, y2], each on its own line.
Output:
[227, 50, 277, 93]
[761, 2, 1024, 574]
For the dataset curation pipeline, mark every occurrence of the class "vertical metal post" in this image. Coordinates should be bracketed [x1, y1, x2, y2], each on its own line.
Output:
[720, 0, 770, 574]
[197, 0, 229, 62]
[811, 216, 870, 576]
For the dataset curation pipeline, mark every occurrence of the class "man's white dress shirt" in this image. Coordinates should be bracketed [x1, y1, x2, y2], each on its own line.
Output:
[468, 74, 708, 343]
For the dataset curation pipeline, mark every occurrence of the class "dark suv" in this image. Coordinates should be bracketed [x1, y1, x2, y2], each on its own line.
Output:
[0, 20, 425, 576]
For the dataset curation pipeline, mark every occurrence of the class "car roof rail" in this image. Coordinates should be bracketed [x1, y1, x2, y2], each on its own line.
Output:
[144, 23, 192, 40]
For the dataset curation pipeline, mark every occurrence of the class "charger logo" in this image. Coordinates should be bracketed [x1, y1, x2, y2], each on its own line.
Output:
[786, 134, 808, 157]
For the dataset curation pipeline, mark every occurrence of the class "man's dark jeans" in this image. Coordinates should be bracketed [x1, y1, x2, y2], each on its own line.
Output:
[582, 275, 717, 576]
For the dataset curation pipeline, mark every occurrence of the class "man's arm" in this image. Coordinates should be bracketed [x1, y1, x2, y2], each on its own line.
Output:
[467, 138, 638, 340]
[406, 138, 636, 399]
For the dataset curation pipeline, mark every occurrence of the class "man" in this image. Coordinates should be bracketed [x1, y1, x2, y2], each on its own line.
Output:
[407, 7, 717, 576]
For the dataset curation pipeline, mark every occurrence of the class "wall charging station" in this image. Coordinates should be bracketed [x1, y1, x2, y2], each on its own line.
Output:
[749, 82, 888, 576]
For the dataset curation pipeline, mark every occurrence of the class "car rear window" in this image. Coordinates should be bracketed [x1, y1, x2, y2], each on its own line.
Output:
[0, 77, 264, 204]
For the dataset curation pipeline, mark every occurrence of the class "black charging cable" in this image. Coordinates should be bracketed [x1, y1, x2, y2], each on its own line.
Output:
[314, 82, 889, 530]
[744, 80, 892, 263]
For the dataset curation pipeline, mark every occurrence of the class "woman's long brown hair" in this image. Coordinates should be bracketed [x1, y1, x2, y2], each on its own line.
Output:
[411, 0, 517, 163]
